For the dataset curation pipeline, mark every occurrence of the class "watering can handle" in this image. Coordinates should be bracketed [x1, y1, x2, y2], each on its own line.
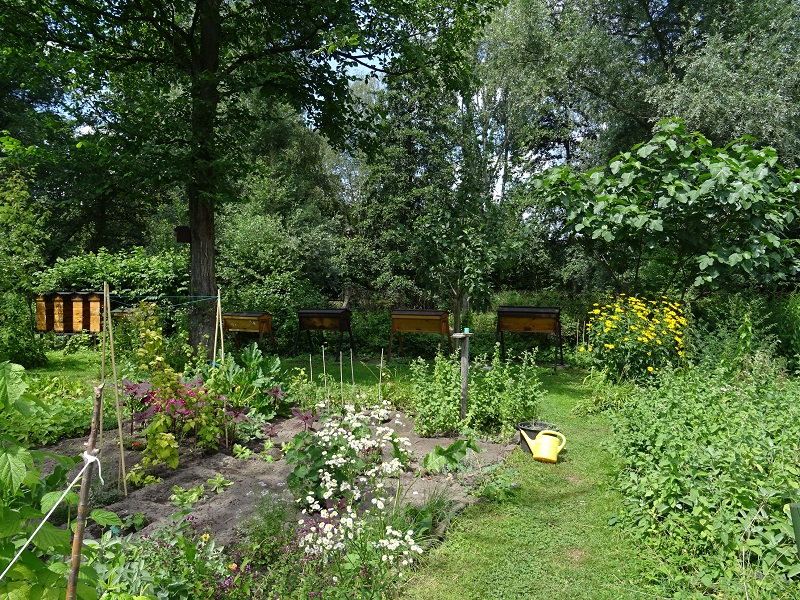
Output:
[539, 430, 566, 451]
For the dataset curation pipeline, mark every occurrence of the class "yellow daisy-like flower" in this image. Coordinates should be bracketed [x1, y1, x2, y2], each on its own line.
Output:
[228, 563, 238, 571]
[201, 533, 210, 543]
[647, 366, 654, 372]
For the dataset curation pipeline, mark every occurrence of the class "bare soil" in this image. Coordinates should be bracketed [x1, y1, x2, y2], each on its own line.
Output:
[45, 414, 516, 547]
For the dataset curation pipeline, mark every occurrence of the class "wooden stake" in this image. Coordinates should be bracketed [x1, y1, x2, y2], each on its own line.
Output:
[104, 283, 127, 496]
[66, 384, 103, 600]
[309, 354, 313, 382]
[350, 349, 355, 385]
[453, 333, 472, 421]
[379, 349, 384, 404]
[218, 290, 224, 363]
[339, 352, 344, 406]
[322, 346, 328, 404]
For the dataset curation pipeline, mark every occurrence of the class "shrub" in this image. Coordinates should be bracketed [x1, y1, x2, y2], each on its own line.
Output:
[611, 363, 800, 595]
[33, 247, 189, 298]
[0, 292, 47, 367]
[411, 346, 543, 438]
[581, 294, 686, 380]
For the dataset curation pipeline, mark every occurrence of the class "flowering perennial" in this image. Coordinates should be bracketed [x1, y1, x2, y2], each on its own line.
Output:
[286, 400, 421, 595]
[580, 294, 686, 380]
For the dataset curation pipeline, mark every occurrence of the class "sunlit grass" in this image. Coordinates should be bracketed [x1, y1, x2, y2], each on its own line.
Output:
[402, 368, 657, 600]
[27, 349, 103, 384]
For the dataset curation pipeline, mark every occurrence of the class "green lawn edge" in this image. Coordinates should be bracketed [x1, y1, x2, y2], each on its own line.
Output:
[402, 368, 659, 600]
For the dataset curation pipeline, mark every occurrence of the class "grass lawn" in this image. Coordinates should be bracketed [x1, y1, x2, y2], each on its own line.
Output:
[26, 349, 103, 381]
[402, 368, 658, 600]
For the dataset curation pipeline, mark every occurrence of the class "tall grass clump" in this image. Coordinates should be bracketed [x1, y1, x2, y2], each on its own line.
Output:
[610, 360, 800, 597]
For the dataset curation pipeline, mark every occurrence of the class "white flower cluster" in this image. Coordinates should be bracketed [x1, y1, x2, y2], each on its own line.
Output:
[301, 403, 414, 509]
[374, 526, 424, 567]
[298, 506, 423, 571]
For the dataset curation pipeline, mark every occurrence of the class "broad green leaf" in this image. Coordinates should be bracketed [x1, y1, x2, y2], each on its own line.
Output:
[30, 521, 71, 552]
[40, 490, 79, 514]
[637, 144, 658, 158]
[0, 506, 26, 538]
[0, 445, 32, 494]
[0, 362, 26, 412]
[89, 509, 123, 527]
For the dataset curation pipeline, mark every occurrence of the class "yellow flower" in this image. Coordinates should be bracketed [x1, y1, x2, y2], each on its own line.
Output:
[201, 533, 210, 543]
[228, 563, 238, 571]
[647, 366, 654, 372]
[604, 343, 615, 349]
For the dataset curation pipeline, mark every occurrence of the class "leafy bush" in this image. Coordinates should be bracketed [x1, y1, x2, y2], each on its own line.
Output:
[4, 376, 114, 446]
[411, 346, 543, 438]
[611, 363, 800, 595]
[0, 292, 47, 367]
[581, 294, 686, 380]
[409, 353, 461, 436]
[33, 247, 189, 298]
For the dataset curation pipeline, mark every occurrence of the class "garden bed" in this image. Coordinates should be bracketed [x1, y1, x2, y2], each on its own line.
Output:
[44, 412, 515, 547]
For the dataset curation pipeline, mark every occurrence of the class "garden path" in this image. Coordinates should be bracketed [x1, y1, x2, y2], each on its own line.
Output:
[402, 370, 656, 600]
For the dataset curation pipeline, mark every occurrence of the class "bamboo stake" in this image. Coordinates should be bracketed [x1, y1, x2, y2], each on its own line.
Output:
[212, 295, 219, 366]
[66, 384, 104, 600]
[104, 283, 127, 496]
[309, 354, 313, 382]
[339, 351, 344, 406]
[218, 289, 224, 363]
[350, 349, 355, 385]
[322, 346, 329, 404]
[379, 349, 384, 404]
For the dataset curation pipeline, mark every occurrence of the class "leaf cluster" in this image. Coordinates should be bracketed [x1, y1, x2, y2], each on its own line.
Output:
[611, 364, 800, 594]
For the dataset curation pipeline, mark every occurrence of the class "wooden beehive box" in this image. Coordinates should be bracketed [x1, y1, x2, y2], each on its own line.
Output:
[37, 291, 102, 333]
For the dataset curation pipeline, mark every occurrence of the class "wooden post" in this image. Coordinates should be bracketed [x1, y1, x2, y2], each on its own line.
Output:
[66, 384, 104, 600]
[452, 332, 472, 421]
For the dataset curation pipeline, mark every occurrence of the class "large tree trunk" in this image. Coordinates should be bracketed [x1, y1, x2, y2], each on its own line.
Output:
[187, 0, 221, 349]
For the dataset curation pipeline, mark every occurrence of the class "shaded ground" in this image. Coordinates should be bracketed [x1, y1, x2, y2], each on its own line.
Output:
[46, 413, 515, 547]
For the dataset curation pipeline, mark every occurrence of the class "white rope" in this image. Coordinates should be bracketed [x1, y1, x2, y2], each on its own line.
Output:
[0, 451, 101, 582]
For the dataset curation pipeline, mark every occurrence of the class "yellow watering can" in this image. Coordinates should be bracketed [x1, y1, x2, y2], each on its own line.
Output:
[519, 429, 566, 463]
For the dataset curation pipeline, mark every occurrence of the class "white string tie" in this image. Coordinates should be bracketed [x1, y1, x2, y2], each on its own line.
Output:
[0, 451, 102, 583]
[81, 451, 104, 485]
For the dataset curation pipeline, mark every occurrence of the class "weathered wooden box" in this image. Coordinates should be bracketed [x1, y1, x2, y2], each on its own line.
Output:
[37, 292, 102, 333]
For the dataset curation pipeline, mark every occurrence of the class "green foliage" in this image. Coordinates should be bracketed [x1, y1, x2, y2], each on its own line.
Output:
[0, 291, 47, 367]
[422, 438, 480, 474]
[130, 512, 244, 599]
[217, 208, 329, 352]
[473, 465, 521, 504]
[767, 292, 800, 369]
[0, 361, 104, 599]
[533, 119, 800, 293]
[0, 372, 113, 447]
[411, 347, 543, 438]
[206, 473, 232, 494]
[169, 485, 205, 508]
[611, 364, 800, 595]
[409, 354, 461, 436]
[580, 294, 687, 381]
[203, 343, 289, 420]
[232, 444, 252, 460]
[286, 403, 412, 507]
[0, 147, 47, 294]
[33, 247, 189, 299]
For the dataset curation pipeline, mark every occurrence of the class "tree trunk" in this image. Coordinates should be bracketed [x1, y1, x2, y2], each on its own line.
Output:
[187, 0, 221, 349]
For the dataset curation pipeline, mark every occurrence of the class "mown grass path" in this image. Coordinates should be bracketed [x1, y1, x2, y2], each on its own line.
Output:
[403, 369, 658, 600]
